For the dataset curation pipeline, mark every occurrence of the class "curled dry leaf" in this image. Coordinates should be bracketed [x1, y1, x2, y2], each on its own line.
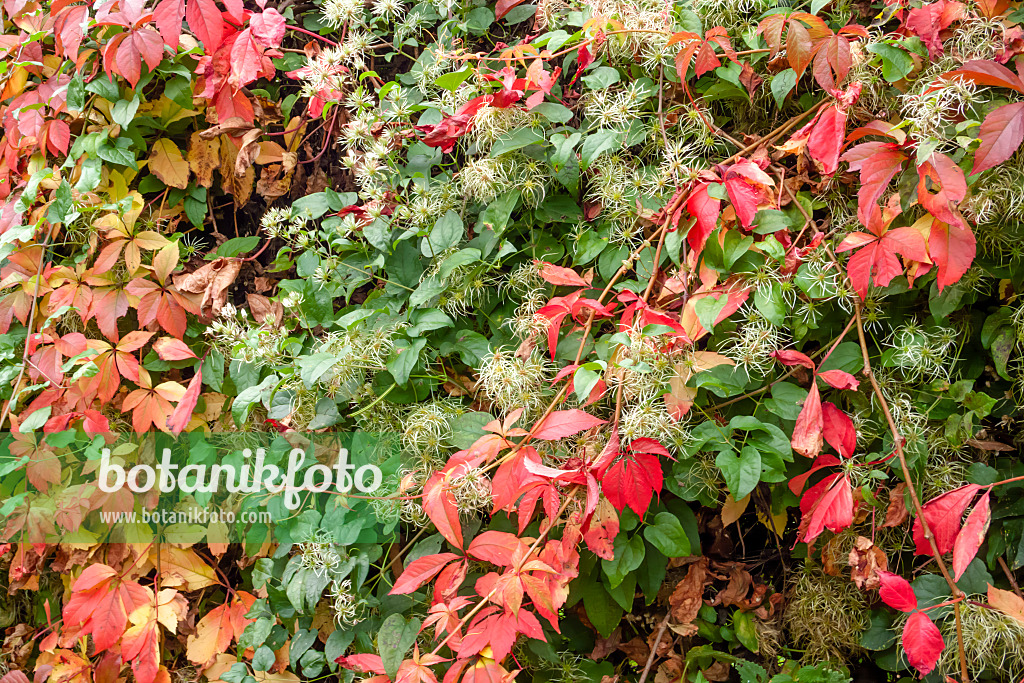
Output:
[883, 483, 909, 528]
[172, 258, 242, 319]
[848, 535, 887, 590]
[668, 556, 708, 627]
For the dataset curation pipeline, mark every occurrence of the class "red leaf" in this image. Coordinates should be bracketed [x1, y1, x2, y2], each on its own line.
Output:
[167, 368, 202, 435]
[788, 453, 841, 495]
[786, 19, 814, 77]
[494, 0, 526, 20]
[821, 402, 856, 458]
[972, 101, 1024, 174]
[792, 383, 823, 457]
[685, 183, 721, 252]
[582, 497, 619, 560]
[952, 491, 990, 580]
[798, 472, 854, 543]
[912, 484, 981, 555]
[876, 570, 918, 612]
[917, 153, 966, 224]
[927, 216, 976, 291]
[153, 337, 197, 360]
[532, 409, 606, 440]
[902, 611, 944, 676]
[840, 142, 909, 217]
[423, 473, 464, 549]
[337, 654, 386, 674]
[905, 0, 965, 59]
[467, 531, 528, 567]
[806, 104, 847, 174]
[723, 162, 773, 229]
[771, 349, 816, 369]
[186, 0, 225, 49]
[390, 553, 461, 594]
[601, 451, 663, 516]
[693, 42, 721, 78]
[537, 262, 590, 287]
[250, 8, 286, 46]
[817, 369, 859, 390]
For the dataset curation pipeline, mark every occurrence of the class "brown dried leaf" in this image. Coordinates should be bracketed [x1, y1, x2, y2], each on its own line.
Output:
[669, 557, 708, 625]
[256, 164, 294, 200]
[172, 257, 242, 319]
[200, 117, 257, 140]
[713, 563, 752, 608]
[848, 535, 888, 590]
[246, 293, 282, 327]
[882, 483, 909, 528]
[703, 661, 731, 682]
[235, 128, 263, 176]
[617, 637, 650, 664]
[590, 628, 621, 660]
[966, 438, 1016, 451]
[219, 137, 254, 205]
[188, 132, 221, 188]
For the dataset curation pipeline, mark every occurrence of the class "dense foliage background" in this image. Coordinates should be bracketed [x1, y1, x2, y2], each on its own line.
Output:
[4, 0, 1024, 681]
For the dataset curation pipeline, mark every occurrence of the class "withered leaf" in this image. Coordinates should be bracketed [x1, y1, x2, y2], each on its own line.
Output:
[669, 557, 708, 625]
[882, 483, 909, 528]
[188, 132, 220, 188]
[848, 535, 888, 590]
[172, 257, 242, 319]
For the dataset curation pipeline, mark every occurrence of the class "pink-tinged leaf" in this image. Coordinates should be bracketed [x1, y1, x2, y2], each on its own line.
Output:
[532, 409, 606, 440]
[912, 484, 981, 555]
[537, 262, 590, 287]
[337, 654, 387, 674]
[806, 104, 847, 175]
[940, 59, 1024, 93]
[724, 176, 766, 229]
[788, 453, 841, 496]
[771, 349, 816, 369]
[817, 369, 859, 390]
[685, 184, 721, 252]
[422, 473, 464, 549]
[952, 491, 990, 580]
[902, 611, 944, 676]
[786, 19, 814, 77]
[185, 0, 225, 49]
[798, 472, 854, 543]
[166, 369, 202, 435]
[153, 337, 197, 361]
[821, 402, 856, 458]
[153, 0, 185, 49]
[494, 0, 527, 20]
[792, 383, 823, 457]
[582, 497, 619, 560]
[876, 570, 918, 612]
[250, 8, 286, 46]
[927, 216, 976, 291]
[390, 553, 461, 595]
[972, 102, 1024, 175]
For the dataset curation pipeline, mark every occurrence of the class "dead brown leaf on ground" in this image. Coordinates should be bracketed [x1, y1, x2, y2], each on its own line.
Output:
[669, 556, 708, 625]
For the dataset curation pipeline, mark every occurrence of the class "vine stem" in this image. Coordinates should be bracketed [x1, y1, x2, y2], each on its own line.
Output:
[719, 101, 825, 167]
[286, 24, 339, 46]
[637, 614, 670, 683]
[852, 302, 970, 683]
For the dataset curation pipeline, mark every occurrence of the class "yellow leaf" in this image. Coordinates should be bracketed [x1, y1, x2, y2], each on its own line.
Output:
[157, 546, 219, 592]
[219, 136, 254, 205]
[150, 139, 191, 189]
[721, 494, 750, 526]
[988, 584, 1024, 624]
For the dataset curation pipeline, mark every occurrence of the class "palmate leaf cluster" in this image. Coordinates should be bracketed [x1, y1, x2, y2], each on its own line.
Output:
[4, 0, 1024, 682]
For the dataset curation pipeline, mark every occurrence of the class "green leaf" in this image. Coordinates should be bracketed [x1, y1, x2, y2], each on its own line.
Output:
[753, 281, 786, 326]
[602, 533, 645, 588]
[424, 210, 463, 256]
[582, 66, 620, 89]
[409, 276, 445, 307]
[694, 294, 729, 333]
[478, 191, 520, 235]
[490, 127, 546, 156]
[296, 352, 336, 388]
[716, 446, 761, 500]
[531, 102, 574, 123]
[213, 236, 260, 258]
[378, 614, 420, 680]
[733, 610, 760, 653]
[435, 67, 473, 91]
[643, 512, 692, 557]
[867, 43, 914, 82]
[770, 69, 797, 109]
[580, 129, 623, 170]
[386, 337, 427, 386]
[582, 581, 623, 637]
